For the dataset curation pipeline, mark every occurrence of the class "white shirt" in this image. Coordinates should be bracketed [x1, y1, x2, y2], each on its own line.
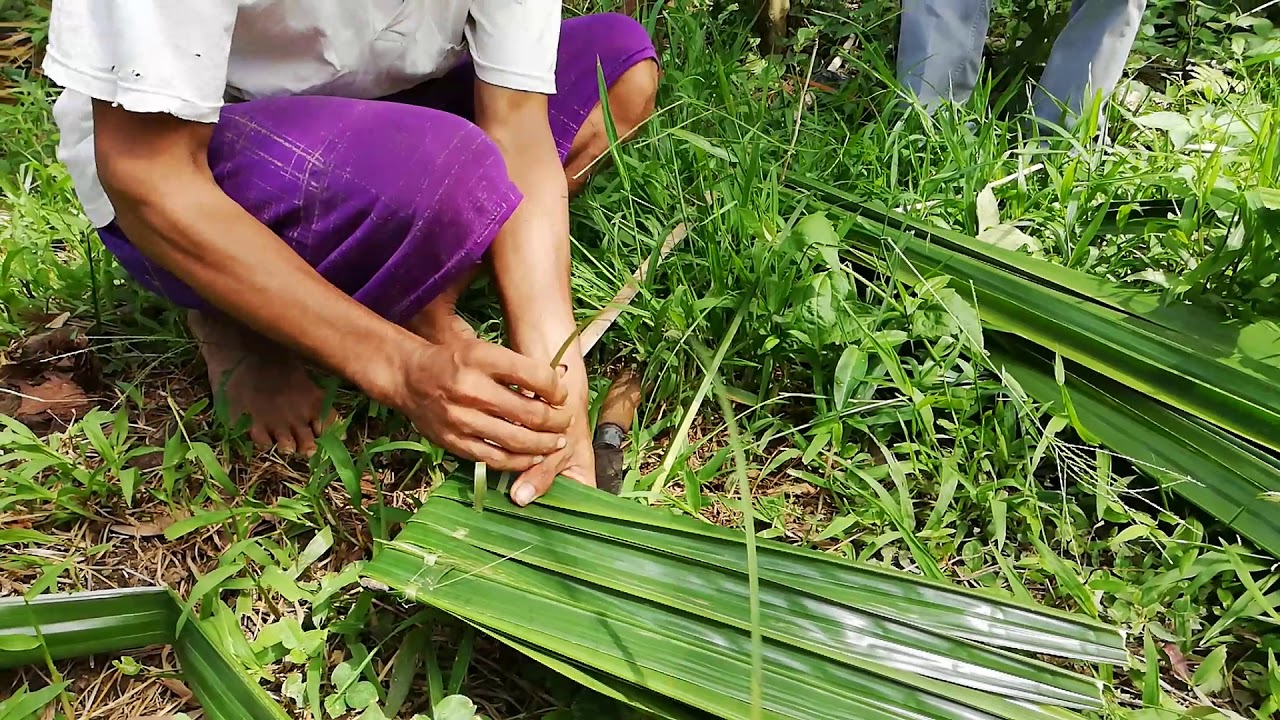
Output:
[42, 0, 562, 228]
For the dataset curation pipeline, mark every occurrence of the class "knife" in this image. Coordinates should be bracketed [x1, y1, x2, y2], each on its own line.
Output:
[581, 224, 685, 494]
[592, 367, 641, 495]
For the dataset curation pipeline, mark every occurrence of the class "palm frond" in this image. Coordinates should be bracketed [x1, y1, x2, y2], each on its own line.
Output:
[788, 174, 1280, 558]
[0, 588, 290, 720]
[366, 476, 1122, 720]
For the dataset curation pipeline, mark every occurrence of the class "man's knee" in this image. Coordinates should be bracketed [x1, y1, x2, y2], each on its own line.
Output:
[354, 110, 511, 212]
[574, 12, 659, 135]
[311, 105, 517, 257]
[398, 118, 519, 235]
[611, 59, 659, 136]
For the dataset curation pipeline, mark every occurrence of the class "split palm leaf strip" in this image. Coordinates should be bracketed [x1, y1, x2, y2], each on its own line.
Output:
[0, 587, 290, 720]
[365, 476, 1123, 720]
[787, 174, 1280, 557]
[0, 586, 176, 666]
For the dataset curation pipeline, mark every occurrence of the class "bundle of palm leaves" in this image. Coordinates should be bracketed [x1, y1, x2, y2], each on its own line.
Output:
[789, 174, 1280, 558]
[366, 477, 1124, 720]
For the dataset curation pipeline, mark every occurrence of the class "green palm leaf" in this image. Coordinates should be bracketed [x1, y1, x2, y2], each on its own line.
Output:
[403, 498, 1103, 708]
[790, 176, 1280, 450]
[0, 588, 289, 720]
[483, 626, 715, 720]
[434, 478, 1124, 663]
[366, 476, 1121, 720]
[992, 336, 1280, 556]
[787, 174, 1280, 557]
[0, 587, 176, 667]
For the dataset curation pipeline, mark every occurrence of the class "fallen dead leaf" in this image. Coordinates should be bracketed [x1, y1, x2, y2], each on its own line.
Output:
[109, 515, 176, 538]
[158, 677, 194, 703]
[765, 482, 819, 496]
[0, 392, 18, 417]
[127, 450, 166, 471]
[1163, 642, 1193, 683]
[13, 371, 97, 424]
[18, 325, 87, 360]
[45, 312, 71, 330]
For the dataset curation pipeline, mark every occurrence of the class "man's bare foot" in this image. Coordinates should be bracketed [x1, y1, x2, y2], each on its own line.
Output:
[407, 307, 477, 346]
[188, 310, 334, 455]
[406, 272, 480, 346]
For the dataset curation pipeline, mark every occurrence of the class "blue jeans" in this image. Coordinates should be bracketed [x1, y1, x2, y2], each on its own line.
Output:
[896, 0, 1147, 128]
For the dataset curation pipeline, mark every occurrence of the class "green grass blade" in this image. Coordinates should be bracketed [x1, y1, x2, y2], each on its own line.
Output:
[0, 681, 70, 719]
[710, 318, 764, 720]
[385, 627, 426, 718]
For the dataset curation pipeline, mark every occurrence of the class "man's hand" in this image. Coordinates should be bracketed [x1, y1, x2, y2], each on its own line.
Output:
[474, 79, 597, 506]
[509, 360, 596, 505]
[392, 338, 572, 471]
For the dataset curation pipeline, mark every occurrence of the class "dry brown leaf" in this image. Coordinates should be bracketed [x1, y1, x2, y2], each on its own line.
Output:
[14, 371, 96, 423]
[765, 482, 818, 496]
[109, 515, 176, 538]
[158, 677, 194, 702]
[0, 392, 18, 417]
[127, 450, 166, 471]
[18, 325, 88, 360]
[1163, 642, 1193, 683]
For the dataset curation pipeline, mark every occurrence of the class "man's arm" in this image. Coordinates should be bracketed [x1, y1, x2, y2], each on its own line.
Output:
[472, 86, 575, 366]
[95, 105, 410, 397]
[473, 81, 597, 503]
[94, 102, 570, 468]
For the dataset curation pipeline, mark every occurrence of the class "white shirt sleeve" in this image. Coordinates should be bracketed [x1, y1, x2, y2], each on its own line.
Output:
[42, 0, 240, 123]
[466, 0, 562, 95]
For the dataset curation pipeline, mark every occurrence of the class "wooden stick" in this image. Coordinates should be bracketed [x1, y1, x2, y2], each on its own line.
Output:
[579, 223, 687, 355]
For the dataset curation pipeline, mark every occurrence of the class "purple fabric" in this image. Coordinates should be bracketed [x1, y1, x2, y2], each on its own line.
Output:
[98, 13, 658, 324]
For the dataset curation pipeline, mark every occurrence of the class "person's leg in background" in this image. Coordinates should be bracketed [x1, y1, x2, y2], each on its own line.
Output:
[1030, 0, 1148, 131]
[896, 0, 991, 111]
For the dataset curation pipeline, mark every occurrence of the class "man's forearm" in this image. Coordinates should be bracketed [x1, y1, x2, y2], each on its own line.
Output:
[93, 102, 419, 402]
[110, 172, 417, 405]
[453, 84, 598, 486]
[480, 119, 579, 365]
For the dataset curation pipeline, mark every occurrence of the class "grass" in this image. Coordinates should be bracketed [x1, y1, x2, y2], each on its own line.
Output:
[3, 0, 1280, 718]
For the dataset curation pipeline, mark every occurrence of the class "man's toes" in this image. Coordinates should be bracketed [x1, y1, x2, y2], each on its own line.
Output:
[271, 424, 297, 455]
[292, 424, 318, 457]
[311, 408, 339, 438]
[250, 424, 273, 449]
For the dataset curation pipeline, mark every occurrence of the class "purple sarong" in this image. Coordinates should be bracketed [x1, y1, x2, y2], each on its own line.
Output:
[98, 13, 658, 324]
